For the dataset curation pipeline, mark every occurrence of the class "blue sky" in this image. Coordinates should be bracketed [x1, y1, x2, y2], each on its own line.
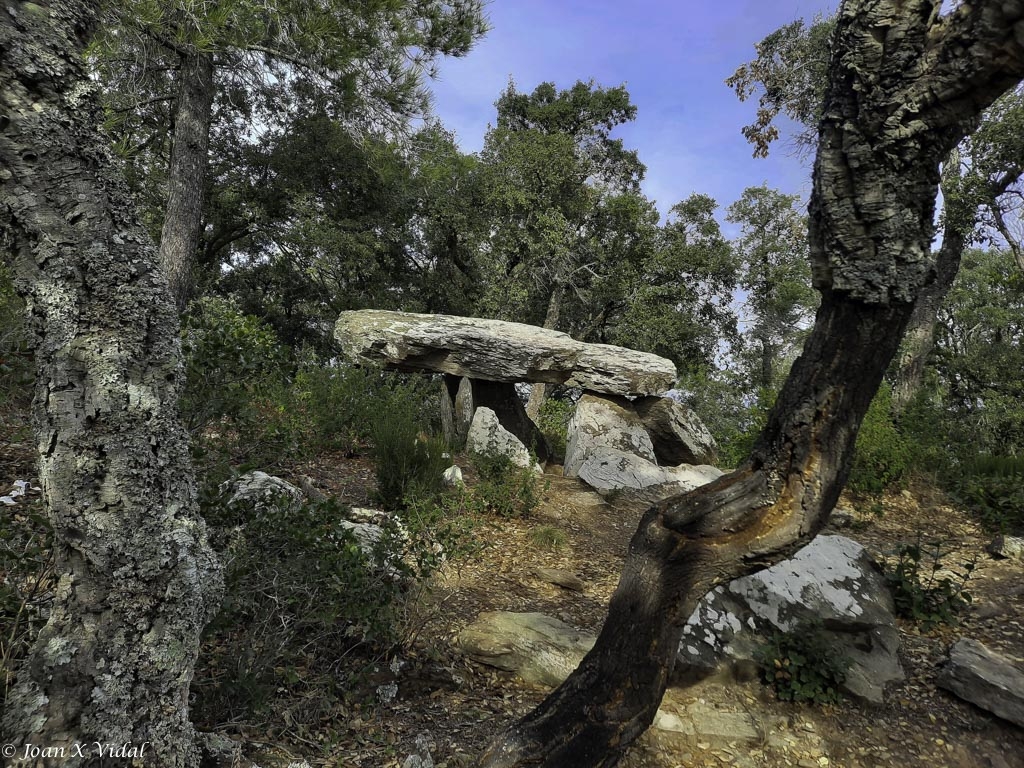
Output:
[427, 0, 838, 222]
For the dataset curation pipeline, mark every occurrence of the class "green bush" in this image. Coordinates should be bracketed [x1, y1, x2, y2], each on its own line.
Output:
[882, 537, 974, 630]
[536, 394, 575, 461]
[0, 263, 31, 407]
[754, 620, 850, 705]
[0, 491, 52, 710]
[371, 406, 450, 511]
[948, 456, 1024, 534]
[849, 387, 910, 493]
[193, 476, 472, 723]
[470, 450, 545, 518]
[180, 297, 289, 434]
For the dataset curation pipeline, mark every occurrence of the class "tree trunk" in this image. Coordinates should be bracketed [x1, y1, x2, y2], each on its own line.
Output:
[891, 224, 966, 415]
[159, 48, 215, 313]
[478, 2, 1024, 766]
[525, 283, 564, 420]
[0, 2, 223, 766]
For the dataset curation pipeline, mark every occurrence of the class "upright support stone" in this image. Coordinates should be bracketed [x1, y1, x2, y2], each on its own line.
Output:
[440, 375, 460, 446]
[470, 380, 551, 464]
[454, 376, 476, 447]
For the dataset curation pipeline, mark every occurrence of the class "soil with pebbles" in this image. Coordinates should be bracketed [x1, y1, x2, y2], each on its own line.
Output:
[282, 458, 1024, 768]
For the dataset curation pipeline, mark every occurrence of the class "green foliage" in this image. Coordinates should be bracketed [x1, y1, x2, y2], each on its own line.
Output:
[371, 407, 450, 511]
[726, 15, 834, 157]
[180, 297, 288, 435]
[536, 395, 575, 461]
[527, 525, 567, 552]
[754, 620, 849, 704]
[948, 455, 1024, 534]
[849, 387, 911, 493]
[0, 490, 52, 709]
[470, 450, 545, 519]
[194, 477, 475, 722]
[0, 263, 31, 407]
[882, 538, 974, 630]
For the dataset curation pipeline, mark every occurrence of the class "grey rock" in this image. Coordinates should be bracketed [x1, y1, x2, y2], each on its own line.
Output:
[467, 407, 541, 473]
[679, 535, 904, 704]
[564, 393, 721, 494]
[564, 394, 657, 475]
[442, 465, 464, 487]
[457, 611, 595, 687]
[572, 445, 722, 496]
[633, 395, 718, 465]
[532, 567, 586, 592]
[987, 535, 1024, 560]
[938, 638, 1024, 727]
[335, 310, 676, 397]
[222, 470, 304, 513]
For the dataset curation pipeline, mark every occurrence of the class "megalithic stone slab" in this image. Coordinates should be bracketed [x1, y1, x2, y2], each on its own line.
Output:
[335, 310, 676, 397]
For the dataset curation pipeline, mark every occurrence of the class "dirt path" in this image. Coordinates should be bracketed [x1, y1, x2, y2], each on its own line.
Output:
[280, 458, 1024, 768]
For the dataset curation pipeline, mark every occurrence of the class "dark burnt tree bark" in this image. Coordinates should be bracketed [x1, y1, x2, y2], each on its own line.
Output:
[0, 1, 222, 765]
[478, 2, 1024, 766]
[159, 48, 216, 312]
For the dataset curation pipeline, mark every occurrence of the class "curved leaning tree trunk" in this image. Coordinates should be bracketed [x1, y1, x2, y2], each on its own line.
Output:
[0, 1, 222, 765]
[479, 2, 1024, 767]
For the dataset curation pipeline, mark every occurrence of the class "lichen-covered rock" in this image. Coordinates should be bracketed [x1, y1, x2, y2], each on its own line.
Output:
[679, 535, 903, 704]
[938, 639, 1024, 727]
[335, 310, 676, 396]
[564, 393, 721, 495]
[467, 407, 542, 473]
[987, 535, 1024, 561]
[222, 471, 304, 513]
[633, 395, 718, 465]
[458, 612, 595, 687]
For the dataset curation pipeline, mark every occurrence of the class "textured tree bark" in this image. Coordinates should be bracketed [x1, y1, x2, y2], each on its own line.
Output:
[891, 223, 965, 415]
[159, 49, 215, 313]
[0, 2, 222, 766]
[478, 2, 1024, 766]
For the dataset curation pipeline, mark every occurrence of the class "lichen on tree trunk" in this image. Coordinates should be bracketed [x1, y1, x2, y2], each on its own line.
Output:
[0, 1, 222, 765]
[478, 2, 1024, 766]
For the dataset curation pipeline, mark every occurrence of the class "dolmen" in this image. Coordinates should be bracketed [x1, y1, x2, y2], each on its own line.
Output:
[335, 310, 721, 494]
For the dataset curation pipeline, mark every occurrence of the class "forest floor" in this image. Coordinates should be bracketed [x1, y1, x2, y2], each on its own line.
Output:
[245, 454, 1024, 768]
[3, 419, 1024, 768]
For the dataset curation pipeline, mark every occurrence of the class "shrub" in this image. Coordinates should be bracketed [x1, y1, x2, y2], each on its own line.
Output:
[882, 537, 974, 630]
[948, 455, 1024, 534]
[470, 450, 545, 518]
[754, 620, 850, 705]
[371, 406, 449, 511]
[0, 263, 31, 408]
[0, 489, 52, 710]
[180, 297, 289, 436]
[528, 525, 567, 551]
[193, 476, 473, 723]
[536, 394, 575, 461]
[849, 387, 910, 494]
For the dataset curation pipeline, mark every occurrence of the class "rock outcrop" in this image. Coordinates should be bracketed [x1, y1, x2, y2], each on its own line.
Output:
[564, 393, 721, 495]
[987, 535, 1024, 561]
[335, 309, 676, 396]
[466, 407, 542, 473]
[457, 611, 595, 687]
[679, 535, 904, 704]
[938, 638, 1024, 727]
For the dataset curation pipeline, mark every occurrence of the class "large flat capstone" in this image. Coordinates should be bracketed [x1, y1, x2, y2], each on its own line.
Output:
[335, 310, 676, 397]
